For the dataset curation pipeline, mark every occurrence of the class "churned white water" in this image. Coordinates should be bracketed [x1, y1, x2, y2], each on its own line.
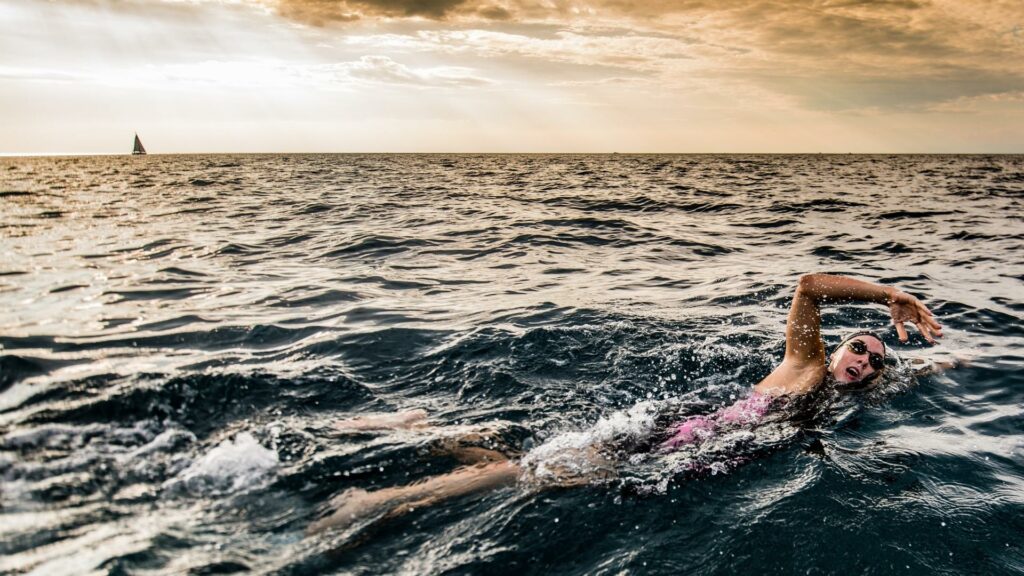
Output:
[163, 432, 278, 495]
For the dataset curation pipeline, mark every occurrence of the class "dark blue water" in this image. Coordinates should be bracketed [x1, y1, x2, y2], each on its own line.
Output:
[1, 154, 1022, 575]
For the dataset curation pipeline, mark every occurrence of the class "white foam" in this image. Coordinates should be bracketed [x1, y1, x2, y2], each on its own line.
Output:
[126, 428, 196, 459]
[163, 432, 278, 495]
[520, 401, 662, 483]
[2, 423, 109, 450]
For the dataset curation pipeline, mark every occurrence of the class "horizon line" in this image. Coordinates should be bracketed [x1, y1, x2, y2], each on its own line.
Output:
[3, 151, 1023, 158]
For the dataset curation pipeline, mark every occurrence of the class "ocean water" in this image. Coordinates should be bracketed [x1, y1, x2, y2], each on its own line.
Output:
[1, 154, 1022, 575]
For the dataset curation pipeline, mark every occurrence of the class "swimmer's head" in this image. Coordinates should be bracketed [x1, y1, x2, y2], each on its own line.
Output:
[828, 331, 886, 388]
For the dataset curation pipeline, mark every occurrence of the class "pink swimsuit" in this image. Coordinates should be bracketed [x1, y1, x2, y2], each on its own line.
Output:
[661, 391, 776, 451]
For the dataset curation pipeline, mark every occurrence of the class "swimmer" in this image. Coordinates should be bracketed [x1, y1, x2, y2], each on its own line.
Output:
[309, 273, 944, 534]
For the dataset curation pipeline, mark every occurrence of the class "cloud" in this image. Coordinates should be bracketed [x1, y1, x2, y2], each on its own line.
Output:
[749, 66, 1024, 112]
[477, 4, 512, 20]
[16, 0, 1024, 115]
[357, 28, 702, 71]
[276, 0, 476, 22]
[334, 4, 1021, 112]
[269, 0, 934, 25]
[0, 57, 494, 91]
[924, 89, 1024, 113]
[0, 66, 90, 83]
[337, 54, 494, 86]
[273, 0, 1021, 63]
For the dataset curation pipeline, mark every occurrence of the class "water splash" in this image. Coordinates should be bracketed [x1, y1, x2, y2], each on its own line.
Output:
[163, 432, 278, 496]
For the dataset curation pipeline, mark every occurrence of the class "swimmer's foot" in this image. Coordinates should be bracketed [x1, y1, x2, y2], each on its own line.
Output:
[307, 488, 390, 534]
[429, 428, 513, 464]
[307, 462, 519, 536]
[333, 409, 430, 432]
[430, 441, 509, 465]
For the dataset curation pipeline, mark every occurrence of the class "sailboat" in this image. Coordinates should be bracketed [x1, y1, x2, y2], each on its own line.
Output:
[132, 133, 147, 155]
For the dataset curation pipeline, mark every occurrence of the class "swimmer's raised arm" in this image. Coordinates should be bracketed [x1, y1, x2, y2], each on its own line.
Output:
[755, 274, 942, 396]
[792, 274, 941, 344]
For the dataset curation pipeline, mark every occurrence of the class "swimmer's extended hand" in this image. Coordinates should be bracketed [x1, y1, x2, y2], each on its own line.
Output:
[887, 289, 942, 343]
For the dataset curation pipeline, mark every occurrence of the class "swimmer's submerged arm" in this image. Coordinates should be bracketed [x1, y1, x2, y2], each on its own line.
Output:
[908, 355, 969, 377]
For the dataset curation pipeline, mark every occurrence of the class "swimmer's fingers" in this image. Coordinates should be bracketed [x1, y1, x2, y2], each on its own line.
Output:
[919, 320, 943, 343]
[899, 308, 938, 343]
[894, 320, 909, 342]
[919, 302, 943, 336]
[913, 301, 942, 343]
[890, 292, 943, 344]
[888, 294, 916, 340]
[916, 322, 937, 344]
[895, 316, 942, 344]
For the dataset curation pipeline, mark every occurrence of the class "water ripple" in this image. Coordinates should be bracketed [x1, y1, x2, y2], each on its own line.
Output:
[0, 154, 1021, 575]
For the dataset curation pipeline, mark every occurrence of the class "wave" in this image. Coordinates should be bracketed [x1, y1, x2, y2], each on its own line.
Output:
[1, 153, 1021, 574]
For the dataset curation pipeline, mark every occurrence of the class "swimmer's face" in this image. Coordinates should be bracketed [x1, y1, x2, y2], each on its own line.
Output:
[829, 335, 885, 387]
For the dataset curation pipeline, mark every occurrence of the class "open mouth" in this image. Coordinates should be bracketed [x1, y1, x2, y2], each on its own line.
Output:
[846, 366, 861, 379]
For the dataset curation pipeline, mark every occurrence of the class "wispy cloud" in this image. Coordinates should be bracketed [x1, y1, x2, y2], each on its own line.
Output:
[0, 66, 90, 83]
[342, 28, 703, 72]
[338, 54, 494, 86]
[0, 57, 493, 90]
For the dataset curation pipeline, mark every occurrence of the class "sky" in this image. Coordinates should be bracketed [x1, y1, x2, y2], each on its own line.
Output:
[1, 0, 1023, 153]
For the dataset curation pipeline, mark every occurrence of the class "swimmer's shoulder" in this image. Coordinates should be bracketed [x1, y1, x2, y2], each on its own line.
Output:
[754, 359, 826, 397]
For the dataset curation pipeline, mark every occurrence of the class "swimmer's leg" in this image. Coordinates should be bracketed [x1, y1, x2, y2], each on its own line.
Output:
[430, 427, 518, 465]
[333, 409, 429, 432]
[432, 441, 510, 465]
[308, 461, 520, 535]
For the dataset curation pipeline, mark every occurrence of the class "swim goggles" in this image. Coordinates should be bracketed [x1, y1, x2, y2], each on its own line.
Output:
[846, 339, 885, 371]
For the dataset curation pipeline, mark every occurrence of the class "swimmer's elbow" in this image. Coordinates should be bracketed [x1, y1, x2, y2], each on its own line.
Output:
[796, 274, 826, 299]
[798, 273, 828, 286]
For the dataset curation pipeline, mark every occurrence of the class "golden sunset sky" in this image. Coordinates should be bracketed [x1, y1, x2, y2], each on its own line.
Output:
[2, 0, 1022, 153]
